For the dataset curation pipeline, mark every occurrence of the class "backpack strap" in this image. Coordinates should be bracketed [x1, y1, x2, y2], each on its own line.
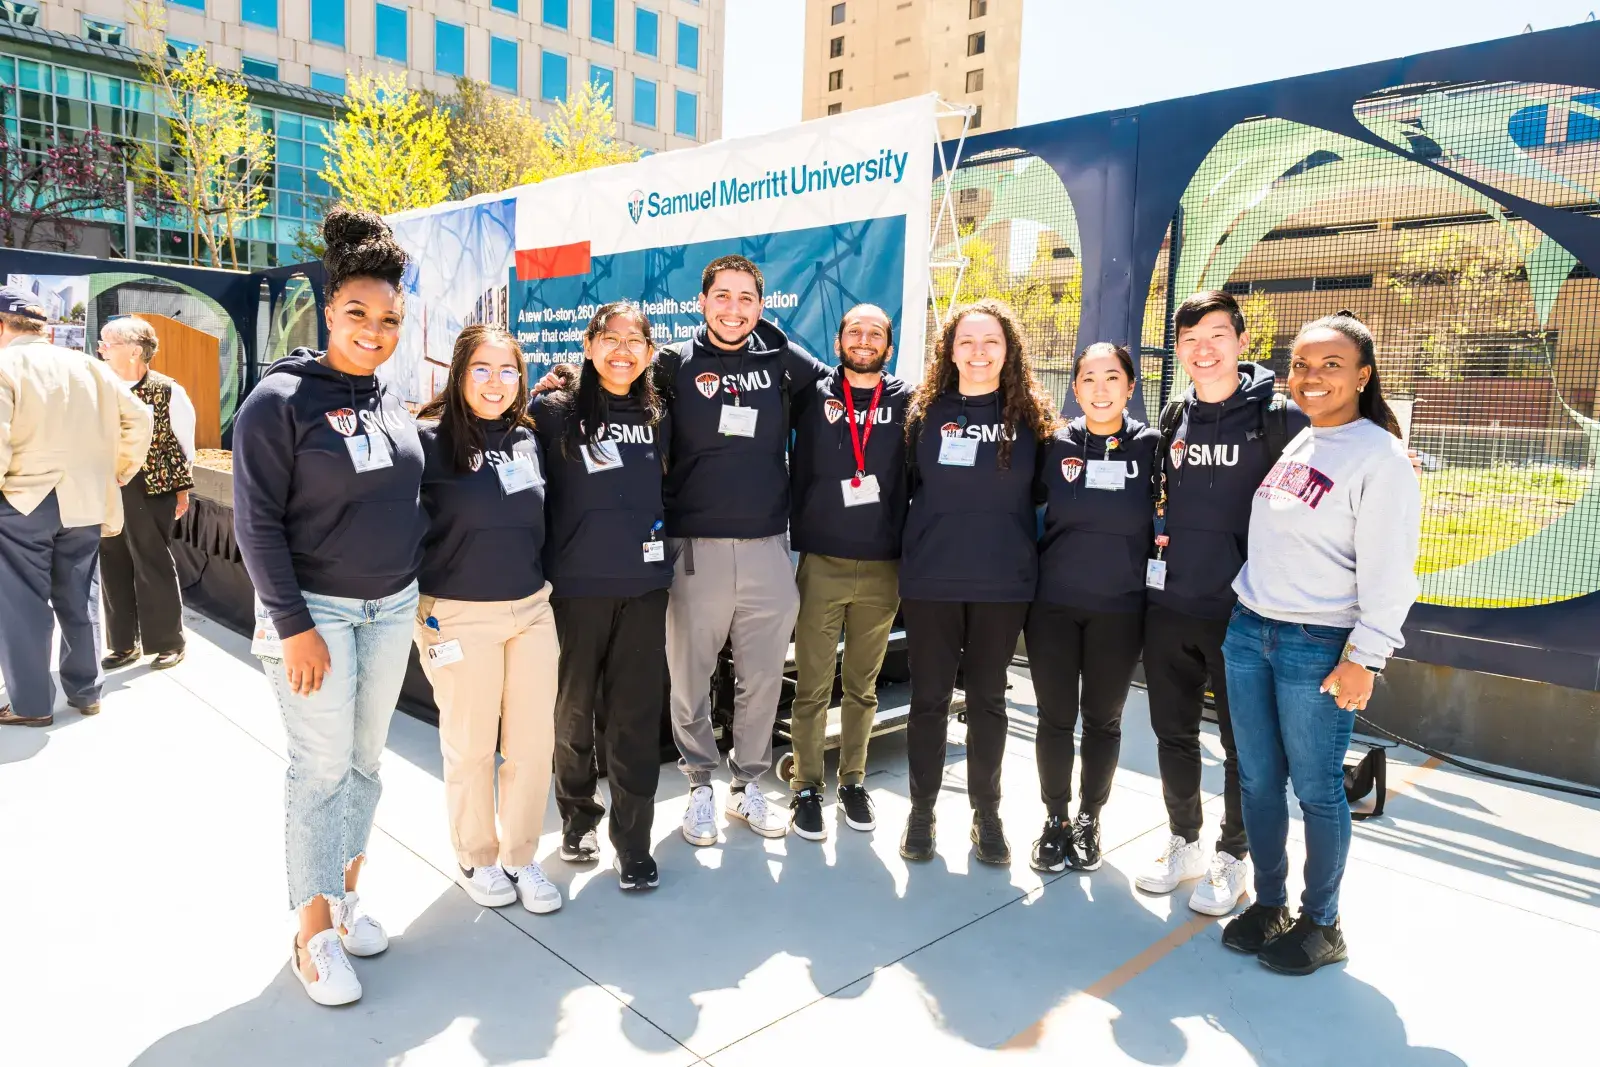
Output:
[1151, 398, 1186, 512]
[1262, 392, 1292, 462]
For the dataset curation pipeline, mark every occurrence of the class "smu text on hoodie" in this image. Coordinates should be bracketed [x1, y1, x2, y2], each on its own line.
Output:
[898, 390, 1040, 603]
[657, 320, 828, 538]
[1154, 363, 1309, 619]
[231, 349, 425, 639]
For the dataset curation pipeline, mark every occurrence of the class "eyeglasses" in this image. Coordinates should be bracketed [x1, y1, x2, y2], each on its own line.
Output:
[470, 366, 520, 385]
[596, 334, 649, 353]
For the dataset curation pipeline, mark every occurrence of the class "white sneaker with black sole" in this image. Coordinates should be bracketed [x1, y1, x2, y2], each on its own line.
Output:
[293, 929, 361, 1007]
[507, 862, 563, 914]
[1189, 850, 1249, 915]
[333, 892, 388, 956]
[681, 784, 718, 846]
[1134, 834, 1207, 894]
[727, 784, 788, 838]
[458, 864, 517, 908]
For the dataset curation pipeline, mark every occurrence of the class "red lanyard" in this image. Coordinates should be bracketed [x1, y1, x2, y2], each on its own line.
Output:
[842, 378, 884, 487]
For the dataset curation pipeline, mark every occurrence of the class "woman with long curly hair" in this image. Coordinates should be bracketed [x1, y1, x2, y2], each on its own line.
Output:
[897, 298, 1057, 866]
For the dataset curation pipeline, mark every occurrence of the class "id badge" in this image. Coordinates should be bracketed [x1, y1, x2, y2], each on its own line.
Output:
[719, 404, 759, 437]
[643, 540, 666, 563]
[426, 639, 464, 667]
[345, 433, 393, 473]
[840, 474, 882, 507]
[496, 455, 541, 495]
[1145, 558, 1168, 590]
[250, 597, 283, 660]
[582, 440, 623, 473]
[1086, 460, 1126, 490]
[938, 435, 978, 467]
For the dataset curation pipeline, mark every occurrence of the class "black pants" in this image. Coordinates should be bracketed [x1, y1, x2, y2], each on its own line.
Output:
[902, 599, 1028, 811]
[99, 476, 183, 656]
[1025, 601, 1144, 819]
[551, 589, 668, 856]
[1143, 603, 1247, 858]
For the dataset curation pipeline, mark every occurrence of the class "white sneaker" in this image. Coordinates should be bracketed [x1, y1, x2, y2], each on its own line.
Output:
[1134, 834, 1207, 894]
[293, 929, 362, 1006]
[681, 784, 718, 846]
[507, 862, 563, 914]
[1189, 851, 1249, 915]
[726, 784, 788, 838]
[457, 864, 517, 908]
[332, 891, 389, 956]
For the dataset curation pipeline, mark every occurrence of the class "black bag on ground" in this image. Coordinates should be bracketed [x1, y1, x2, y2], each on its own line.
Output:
[1344, 743, 1388, 820]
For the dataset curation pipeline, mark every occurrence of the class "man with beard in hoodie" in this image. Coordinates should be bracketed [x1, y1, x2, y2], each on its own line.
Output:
[661, 255, 829, 845]
[1135, 290, 1307, 919]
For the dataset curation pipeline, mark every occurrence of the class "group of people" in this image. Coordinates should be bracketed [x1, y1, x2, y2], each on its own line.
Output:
[0, 293, 195, 730]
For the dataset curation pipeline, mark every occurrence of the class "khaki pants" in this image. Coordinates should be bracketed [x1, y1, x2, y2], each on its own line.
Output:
[788, 553, 900, 791]
[415, 585, 559, 869]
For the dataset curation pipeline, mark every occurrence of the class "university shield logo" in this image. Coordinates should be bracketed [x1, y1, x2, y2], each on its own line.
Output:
[824, 398, 846, 424]
[325, 408, 359, 437]
[627, 189, 645, 224]
[695, 372, 721, 398]
[1169, 438, 1186, 469]
[469, 452, 484, 472]
[1061, 457, 1084, 483]
[939, 421, 963, 437]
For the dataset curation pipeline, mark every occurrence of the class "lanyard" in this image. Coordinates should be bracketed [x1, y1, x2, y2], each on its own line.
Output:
[842, 378, 884, 487]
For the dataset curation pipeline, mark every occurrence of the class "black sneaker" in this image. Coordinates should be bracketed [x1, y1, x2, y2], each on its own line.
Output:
[838, 783, 876, 831]
[560, 828, 600, 863]
[101, 648, 140, 670]
[971, 809, 1011, 866]
[1221, 903, 1294, 955]
[1072, 811, 1103, 871]
[900, 805, 937, 861]
[615, 852, 659, 891]
[1257, 912, 1348, 975]
[1029, 815, 1073, 873]
[790, 787, 826, 841]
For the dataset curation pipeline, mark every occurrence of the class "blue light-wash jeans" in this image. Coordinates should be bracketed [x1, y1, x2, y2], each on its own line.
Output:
[1223, 604, 1356, 926]
[263, 582, 418, 910]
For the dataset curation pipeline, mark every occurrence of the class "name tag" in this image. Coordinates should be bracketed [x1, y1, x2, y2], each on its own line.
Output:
[1145, 559, 1168, 590]
[250, 597, 282, 660]
[643, 540, 665, 563]
[1086, 460, 1126, 490]
[938, 435, 978, 466]
[426, 639, 464, 667]
[496, 455, 541, 495]
[840, 475, 881, 507]
[345, 433, 393, 473]
[719, 404, 759, 437]
[582, 440, 623, 473]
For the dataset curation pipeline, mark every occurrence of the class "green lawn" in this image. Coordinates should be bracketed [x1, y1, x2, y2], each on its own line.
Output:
[1417, 464, 1591, 576]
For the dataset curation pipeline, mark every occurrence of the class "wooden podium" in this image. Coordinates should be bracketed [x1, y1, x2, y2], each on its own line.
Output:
[134, 313, 221, 450]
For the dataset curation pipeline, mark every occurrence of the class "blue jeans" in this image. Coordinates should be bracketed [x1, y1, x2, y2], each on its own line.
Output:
[264, 583, 418, 910]
[1223, 605, 1356, 925]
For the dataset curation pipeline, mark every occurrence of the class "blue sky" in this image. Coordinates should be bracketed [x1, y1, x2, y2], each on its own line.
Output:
[723, 0, 1598, 139]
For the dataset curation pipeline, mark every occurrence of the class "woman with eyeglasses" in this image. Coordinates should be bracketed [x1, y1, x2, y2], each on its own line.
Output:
[532, 301, 672, 891]
[413, 323, 563, 916]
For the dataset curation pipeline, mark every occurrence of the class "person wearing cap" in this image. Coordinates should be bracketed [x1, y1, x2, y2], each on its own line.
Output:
[97, 316, 196, 672]
[0, 284, 152, 726]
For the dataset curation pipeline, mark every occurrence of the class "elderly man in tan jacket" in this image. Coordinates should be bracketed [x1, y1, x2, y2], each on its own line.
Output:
[0, 285, 151, 726]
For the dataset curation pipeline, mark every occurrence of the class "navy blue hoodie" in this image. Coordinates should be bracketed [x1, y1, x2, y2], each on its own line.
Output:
[1037, 416, 1160, 614]
[417, 416, 546, 602]
[232, 350, 425, 639]
[899, 390, 1040, 602]
[531, 389, 672, 598]
[656, 320, 828, 538]
[1153, 362, 1309, 619]
[789, 367, 911, 561]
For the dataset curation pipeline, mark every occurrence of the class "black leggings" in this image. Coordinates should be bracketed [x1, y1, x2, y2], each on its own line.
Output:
[1025, 601, 1144, 818]
[902, 599, 1029, 811]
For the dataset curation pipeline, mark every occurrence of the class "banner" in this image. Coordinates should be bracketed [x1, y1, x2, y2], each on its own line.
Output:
[382, 96, 936, 404]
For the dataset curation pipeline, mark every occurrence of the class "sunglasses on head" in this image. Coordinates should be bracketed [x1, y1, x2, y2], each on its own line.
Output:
[470, 366, 520, 385]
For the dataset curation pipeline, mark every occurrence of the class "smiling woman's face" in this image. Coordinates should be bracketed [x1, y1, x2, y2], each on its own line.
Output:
[1074, 350, 1134, 431]
[464, 339, 524, 420]
[323, 277, 404, 376]
[1289, 327, 1369, 427]
[950, 312, 1007, 393]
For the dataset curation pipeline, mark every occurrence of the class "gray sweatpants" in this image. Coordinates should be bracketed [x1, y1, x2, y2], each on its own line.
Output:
[666, 534, 800, 787]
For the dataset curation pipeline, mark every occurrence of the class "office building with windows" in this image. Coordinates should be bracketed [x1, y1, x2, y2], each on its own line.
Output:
[0, 1, 723, 266]
[802, 0, 1020, 131]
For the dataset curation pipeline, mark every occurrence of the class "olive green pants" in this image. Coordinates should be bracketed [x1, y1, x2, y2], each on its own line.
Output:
[787, 553, 901, 791]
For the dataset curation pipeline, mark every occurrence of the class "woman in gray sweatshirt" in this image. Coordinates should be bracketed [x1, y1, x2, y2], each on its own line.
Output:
[1216, 311, 1420, 976]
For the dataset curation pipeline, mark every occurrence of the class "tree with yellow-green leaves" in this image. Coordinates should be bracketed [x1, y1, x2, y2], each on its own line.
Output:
[939, 224, 1081, 368]
[1239, 289, 1278, 366]
[320, 71, 451, 217]
[129, 0, 273, 270]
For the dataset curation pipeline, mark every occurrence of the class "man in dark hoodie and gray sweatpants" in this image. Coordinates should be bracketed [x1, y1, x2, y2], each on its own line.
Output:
[1136, 291, 1308, 917]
